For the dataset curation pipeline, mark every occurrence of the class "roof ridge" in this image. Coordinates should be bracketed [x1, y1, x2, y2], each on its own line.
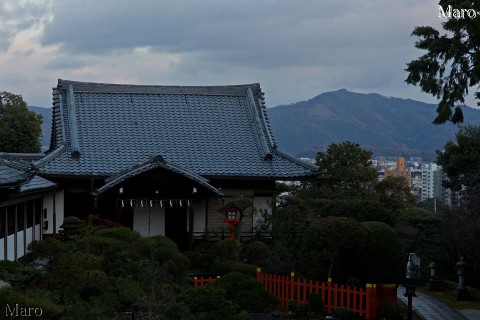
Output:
[57, 79, 261, 96]
[34, 145, 66, 169]
[246, 88, 272, 160]
[66, 84, 80, 157]
[272, 148, 319, 171]
[93, 157, 223, 198]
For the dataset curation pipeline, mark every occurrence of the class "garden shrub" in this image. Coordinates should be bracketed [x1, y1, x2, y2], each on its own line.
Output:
[332, 307, 359, 320]
[378, 301, 401, 320]
[93, 226, 141, 243]
[182, 251, 198, 265]
[0, 260, 22, 275]
[111, 277, 143, 308]
[345, 277, 361, 288]
[211, 239, 241, 259]
[59, 216, 85, 239]
[78, 269, 109, 300]
[211, 272, 279, 313]
[151, 235, 178, 251]
[177, 285, 236, 320]
[213, 260, 258, 277]
[358, 221, 404, 284]
[164, 252, 191, 276]
[192, 252, 216, 271]
[1, 264, 47, 289]
[308, 292, 324, 315]
[213, 259, 238, 275]
[229, 263, 259, 277]
[0, 288, 61, 319]
[243, 240, 271, 266]
[288, 299, 309, 319]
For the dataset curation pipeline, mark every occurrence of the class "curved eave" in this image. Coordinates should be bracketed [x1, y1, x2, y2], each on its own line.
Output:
[92, 158, 224, 198]
[33, 145, 66, 171]
[0, 161, 36, 189]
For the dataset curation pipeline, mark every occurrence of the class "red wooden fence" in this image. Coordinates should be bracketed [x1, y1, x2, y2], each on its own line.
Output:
[193, 269, 397, 319]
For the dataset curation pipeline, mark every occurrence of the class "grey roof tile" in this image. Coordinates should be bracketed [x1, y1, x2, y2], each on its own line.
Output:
[0, 160, 34, 187]
[19, 175, 56, 193]
[37, 79, 318, 179]
[1, 158, 56, 195]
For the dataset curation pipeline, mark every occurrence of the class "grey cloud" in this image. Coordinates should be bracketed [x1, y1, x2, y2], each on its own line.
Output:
[42, 0, 422, 69]
[0, 1, 52, 51]
[45, 56, 89, 70]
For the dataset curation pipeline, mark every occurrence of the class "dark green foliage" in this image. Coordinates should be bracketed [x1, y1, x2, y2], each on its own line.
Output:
[332, 307, 359, 320]
[299, 217, 404, 284]
[0, 91, 42, 152]
[1, 264, 47, 289]
[23, 238, 70, 272]
[190, 252, 216, 271]
[435, 126, 480, 286]
[358, 221, 404, 284]
[211, 239, 241, 260]
[375, 176, 416, 212]
[314, 141, 378, 199]
[345, 277, 361, 288]
[213, 260, 259, 277]
[308, 292, 324, 315]
[406, 1, 480, 124]
[306, 198, 396, 226]
[378, 301, 401, 320]
[59, 216, 85, 239]
[16, 225, 193, 318]
[437, 126, 480, 214]
[0, 260, 23, 275]
[302, 217, 366, 280]
[288, 299, 309, 319]
[243, 240, 271, 266]
[178, 285, 236, 320]
[212, 272, 279, 313]
[93, 226, 141, 243]
[0, 288, 61, 319]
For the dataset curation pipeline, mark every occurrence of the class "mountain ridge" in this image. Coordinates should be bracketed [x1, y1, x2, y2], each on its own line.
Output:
[267, 89, 480, 161]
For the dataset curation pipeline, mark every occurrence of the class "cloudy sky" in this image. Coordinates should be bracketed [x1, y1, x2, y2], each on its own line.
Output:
[0, 0, 456, 108]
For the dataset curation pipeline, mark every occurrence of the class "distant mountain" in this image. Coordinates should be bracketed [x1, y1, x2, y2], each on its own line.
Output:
[267, 89, 480, 161]
[28, 105, 51, 150]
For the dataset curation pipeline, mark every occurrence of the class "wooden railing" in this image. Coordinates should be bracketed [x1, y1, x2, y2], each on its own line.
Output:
[193, 269, 397, 319]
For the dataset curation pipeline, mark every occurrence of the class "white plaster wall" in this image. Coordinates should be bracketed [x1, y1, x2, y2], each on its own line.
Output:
[35, 224, 41, 241]
[25, 227, 33, 250]
[133, 204, 165, 237]
[16, 230, 24, 258]
[43, 190, 64, 235]
[0, 238, 3, 260]
[7, 234, 15, 261]
[193, 199, 207, 233]
[253, 197, 272, 229]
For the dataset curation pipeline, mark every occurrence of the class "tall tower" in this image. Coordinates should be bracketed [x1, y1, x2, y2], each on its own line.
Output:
[384, 156, 412, 187]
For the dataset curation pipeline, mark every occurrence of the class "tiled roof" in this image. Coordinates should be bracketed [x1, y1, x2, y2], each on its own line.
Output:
[0, 158, 56, 194]
[92, 155, 223, 198]
[36, 79, 318, 179]
[19, 175, 56, 194]
[0, 159, 34, 188]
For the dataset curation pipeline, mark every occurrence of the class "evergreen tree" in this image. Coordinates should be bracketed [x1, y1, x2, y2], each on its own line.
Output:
[405, 0, 480, 124]
[0, 91, 42, 152]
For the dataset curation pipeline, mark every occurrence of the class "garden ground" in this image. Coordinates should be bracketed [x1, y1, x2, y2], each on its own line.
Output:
[398, 286, 480, 320]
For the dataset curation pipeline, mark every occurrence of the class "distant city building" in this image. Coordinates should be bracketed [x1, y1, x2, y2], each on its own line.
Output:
[384, 157, 412, 187]
[374, 156, 457, 208]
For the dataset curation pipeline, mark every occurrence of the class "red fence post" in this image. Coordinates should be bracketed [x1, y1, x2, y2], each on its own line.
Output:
[290, 272, 295, 304]
[327, 277, 332, 314]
